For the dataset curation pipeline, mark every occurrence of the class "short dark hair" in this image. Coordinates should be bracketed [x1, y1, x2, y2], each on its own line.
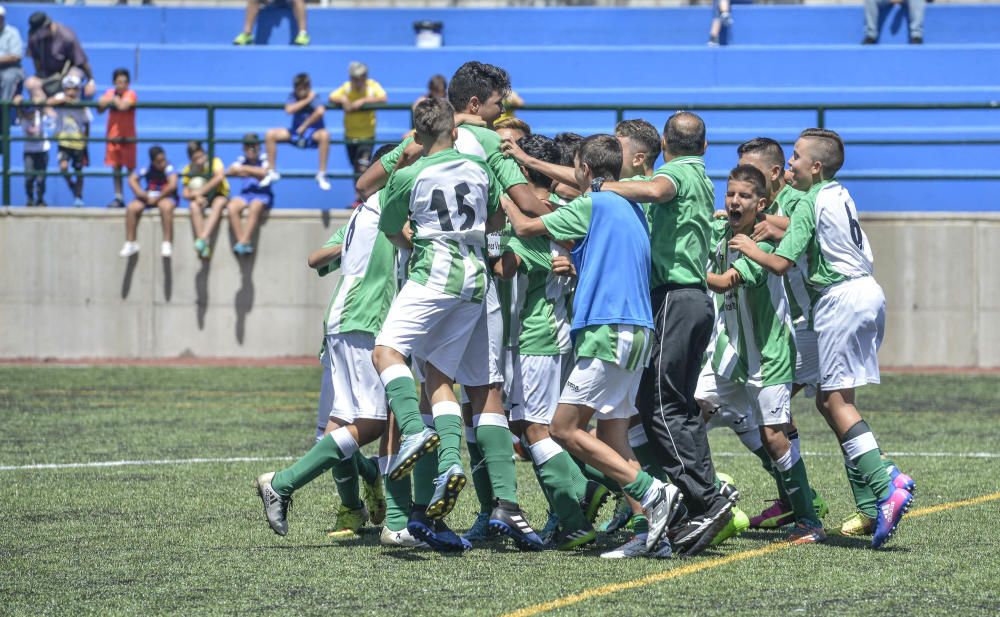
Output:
[728, 164, 768, 200]
[664, 111, 706, 157]
[494, 117, 531, 137]
[615, 119, 661, 165]
[577, 134, 622, 181]
[447, 61, 511, 112]
[372, 143, 399, 162]
[799, 128, 845, 177]
[242, 132, 261, 146]
[186, 140, 204, 158]
[112, 68, 130, 82]
[293, 72, 310, 89]
[737, 137, 785, 170]
[553, 132, 584, 167]
[413, 98, 455, 140]
[517, 134, 561, 187]
[428, 74, 447, 94]
[148, 145, 165, 161]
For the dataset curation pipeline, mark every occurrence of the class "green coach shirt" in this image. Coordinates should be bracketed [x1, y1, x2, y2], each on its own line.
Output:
[649, 156, 715, 288]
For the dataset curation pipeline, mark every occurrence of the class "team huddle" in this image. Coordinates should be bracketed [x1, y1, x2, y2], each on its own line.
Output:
[253, 61, 916, 558]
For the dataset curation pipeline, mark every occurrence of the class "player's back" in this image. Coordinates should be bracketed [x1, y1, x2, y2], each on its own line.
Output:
[812, 181, 875, 279]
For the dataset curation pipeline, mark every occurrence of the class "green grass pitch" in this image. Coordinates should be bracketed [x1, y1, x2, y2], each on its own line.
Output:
[3, 366, 1000, 616]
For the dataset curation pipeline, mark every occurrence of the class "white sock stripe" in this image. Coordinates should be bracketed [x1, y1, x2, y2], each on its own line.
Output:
[774, 446, 797, 472]
[473, 412, 509, 429]
[528, 437, 563, 467]
[842, 432, 880, 462]
[431, 401, 462, 418]
[331, 427, 360, 459]
[627, 424, 648, 447]
[379, 364, 412, 386]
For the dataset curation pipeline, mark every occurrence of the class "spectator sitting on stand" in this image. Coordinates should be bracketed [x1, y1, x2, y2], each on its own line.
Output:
[25, 12, 96, 101]
[120, 145, 177, 258]
[412, 73, 447, 110]
[328, 61, 387, 205]
[708, 0, 734, 46]
[181, 140, 230, 260]
[863, 0, 925, 44]
[227, 133, 273, 256]
[48, 73, 90, 207]
[18, 103, 51, 206]
[233, 0, 310, 46]
[260, 72, 330, 191]
[0, 7, 25, 102]
[97, 68, 137, 209]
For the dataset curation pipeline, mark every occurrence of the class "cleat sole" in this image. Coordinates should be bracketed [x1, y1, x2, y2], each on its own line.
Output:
[425, 474, 467, 520]
[388, 433, 441, 481]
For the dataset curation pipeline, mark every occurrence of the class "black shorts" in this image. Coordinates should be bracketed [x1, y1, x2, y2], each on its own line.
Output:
[346, 141, 373, 171]
[58, 147, 87, 170]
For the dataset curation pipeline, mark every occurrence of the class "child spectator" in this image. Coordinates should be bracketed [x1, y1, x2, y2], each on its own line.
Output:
[48, 73, 90, 207]
[181, 140, 229, 260]
[18, 104, 50, 206]
[260, 72, 330, 191]
[120, 145, 177, 258]
[412, 74, 446, 111]
[97, 68, 137, 209]
[328, 62, 387, 203]
[227, 133, 273, 256]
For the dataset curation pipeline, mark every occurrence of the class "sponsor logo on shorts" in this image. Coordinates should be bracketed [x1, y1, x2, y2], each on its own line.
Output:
[768, 407, 782, 416]
[567, 382, 581, 392]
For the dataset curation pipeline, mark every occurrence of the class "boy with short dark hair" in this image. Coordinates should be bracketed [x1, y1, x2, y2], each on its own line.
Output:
[730, 128, 914, 548]
[227, 133, 273, 256]
[120, 145, 177, 258]
[261, 72, 330, 191]
[504, 134, 683, 558]
[97, 68, 137, 209]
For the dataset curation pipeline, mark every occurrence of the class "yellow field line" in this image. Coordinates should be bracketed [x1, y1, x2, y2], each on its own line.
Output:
[502, 491, 1000, 617]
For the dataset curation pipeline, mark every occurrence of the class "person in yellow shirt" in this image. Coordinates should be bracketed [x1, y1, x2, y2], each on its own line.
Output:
[328, 61, 387, 203]
[181, 140, 230, 260]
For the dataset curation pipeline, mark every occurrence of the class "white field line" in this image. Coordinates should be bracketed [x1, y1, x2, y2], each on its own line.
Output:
[1, 450, 999, 472]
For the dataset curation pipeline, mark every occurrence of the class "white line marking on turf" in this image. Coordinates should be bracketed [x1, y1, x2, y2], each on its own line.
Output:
[2, 450, 998, 472]
[0, 456, 295, 471]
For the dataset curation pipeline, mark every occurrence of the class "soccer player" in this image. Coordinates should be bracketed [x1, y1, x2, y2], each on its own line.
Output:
[251, 143, 401, 538]
[701, 164, 826, 544]
[357, 61, 550, 551]
[260, 72, 331, 191]
[494, 133, 605, 549]
[729, 128, 914, 548]
[504, 134, 683, 558]
[598, 112, 734, 557]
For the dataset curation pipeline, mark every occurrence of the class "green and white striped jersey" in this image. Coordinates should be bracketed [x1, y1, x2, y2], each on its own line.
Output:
[379, 148, 501, 303]
[709, 227, 796, 387]
[775, 180, 875, 292]
[774, 185, 820, 327]
[319, 192, 398, 337]
[575, 324, 653, 372]
[505, 234, 574, 357]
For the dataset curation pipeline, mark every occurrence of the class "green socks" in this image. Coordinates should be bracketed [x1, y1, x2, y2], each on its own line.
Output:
[412, 446, 438, 506]
[467, 434, 495, 513]
[354, 452, 379, 486]
[855, 449, 892, 501]
[840, 420, 892, 504]
[476, 420, 519, 503]
[381, 369, 425, 436]
[532, 440, 587, 531]
[623, 470, 655, 504]
[331, 455, 362, 510]
[381, 456, 411, 532]
[272, 431, 352, 496]
[432, 402, 464, 472]
[752, 445, 788, 502]
[775, 447, 820, 525]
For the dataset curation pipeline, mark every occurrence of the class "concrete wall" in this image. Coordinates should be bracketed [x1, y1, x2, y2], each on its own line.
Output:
[1, 209, 997, 367]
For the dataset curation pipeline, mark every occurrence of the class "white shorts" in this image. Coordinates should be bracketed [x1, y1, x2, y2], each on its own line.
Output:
[558, 357, 640, 420]
[320, 332, 387, 423]
[695, 365, 791, 428]
[793, 324, 820, 394]
[511, 353, 574, 424]
[376, 281, 484, 381]
[503, 347, 522, 412]
[814, 276, 886, 390]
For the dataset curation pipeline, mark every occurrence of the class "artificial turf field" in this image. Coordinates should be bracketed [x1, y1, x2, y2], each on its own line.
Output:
[3, 366, 999, 616]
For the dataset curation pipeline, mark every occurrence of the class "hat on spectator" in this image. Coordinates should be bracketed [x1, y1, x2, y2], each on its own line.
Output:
[62, 73, 82, 89]
[242, 132, 261, 146]
[28, 11, 50, 33]
[348, 62, 368, 78]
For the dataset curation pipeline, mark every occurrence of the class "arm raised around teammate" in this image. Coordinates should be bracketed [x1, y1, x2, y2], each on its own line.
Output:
[500, 136, 576, 192]
[601, 174, 677, 205]
[309, 225, 347, 273]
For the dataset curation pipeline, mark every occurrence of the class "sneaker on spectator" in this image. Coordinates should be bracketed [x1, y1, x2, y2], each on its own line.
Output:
[73, 197, 84, 208]
[161, 241, 173, 257]
[259, 169, 280, 188]
[315, 172, 331, 191]
[119, 241, 139, 258]
[293, 31, 311, 46]
[106, 198, 125, 209]
[233, 32, 253, 46]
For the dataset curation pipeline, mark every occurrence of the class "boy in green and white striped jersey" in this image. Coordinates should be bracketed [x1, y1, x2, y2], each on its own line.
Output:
[700, 165, 826, 544]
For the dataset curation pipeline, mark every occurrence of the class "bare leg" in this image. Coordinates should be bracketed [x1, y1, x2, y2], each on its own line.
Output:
[125, 199, 144, 242]
[815, 388, 862, 440]
[241, 199, 265, 245]
[550, 404, 639, 487]
[291, 0, 307, 33]
[157, 198, 175, 243]
[227, 198, 247, 242]
[189, 197, 206, 239]
[315, 128, 330, 174]
[264, 128, 290, 171]
[241, 0, 260, 35]
[203, 195, 227, 239]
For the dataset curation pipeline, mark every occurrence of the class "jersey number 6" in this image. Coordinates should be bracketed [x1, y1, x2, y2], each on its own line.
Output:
[844, 203, 864, 251]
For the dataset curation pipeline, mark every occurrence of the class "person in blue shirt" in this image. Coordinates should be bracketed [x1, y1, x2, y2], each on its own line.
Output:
[260, 72, 330, 192]
[227, 133, 274, 255]
[504, 133, 683, 557]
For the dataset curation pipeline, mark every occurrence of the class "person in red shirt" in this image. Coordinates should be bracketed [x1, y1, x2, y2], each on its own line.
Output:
[97, 68, 137, 208]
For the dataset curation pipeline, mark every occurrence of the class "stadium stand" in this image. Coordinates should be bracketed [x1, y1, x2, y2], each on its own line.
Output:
[3, 3, 999, 210]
